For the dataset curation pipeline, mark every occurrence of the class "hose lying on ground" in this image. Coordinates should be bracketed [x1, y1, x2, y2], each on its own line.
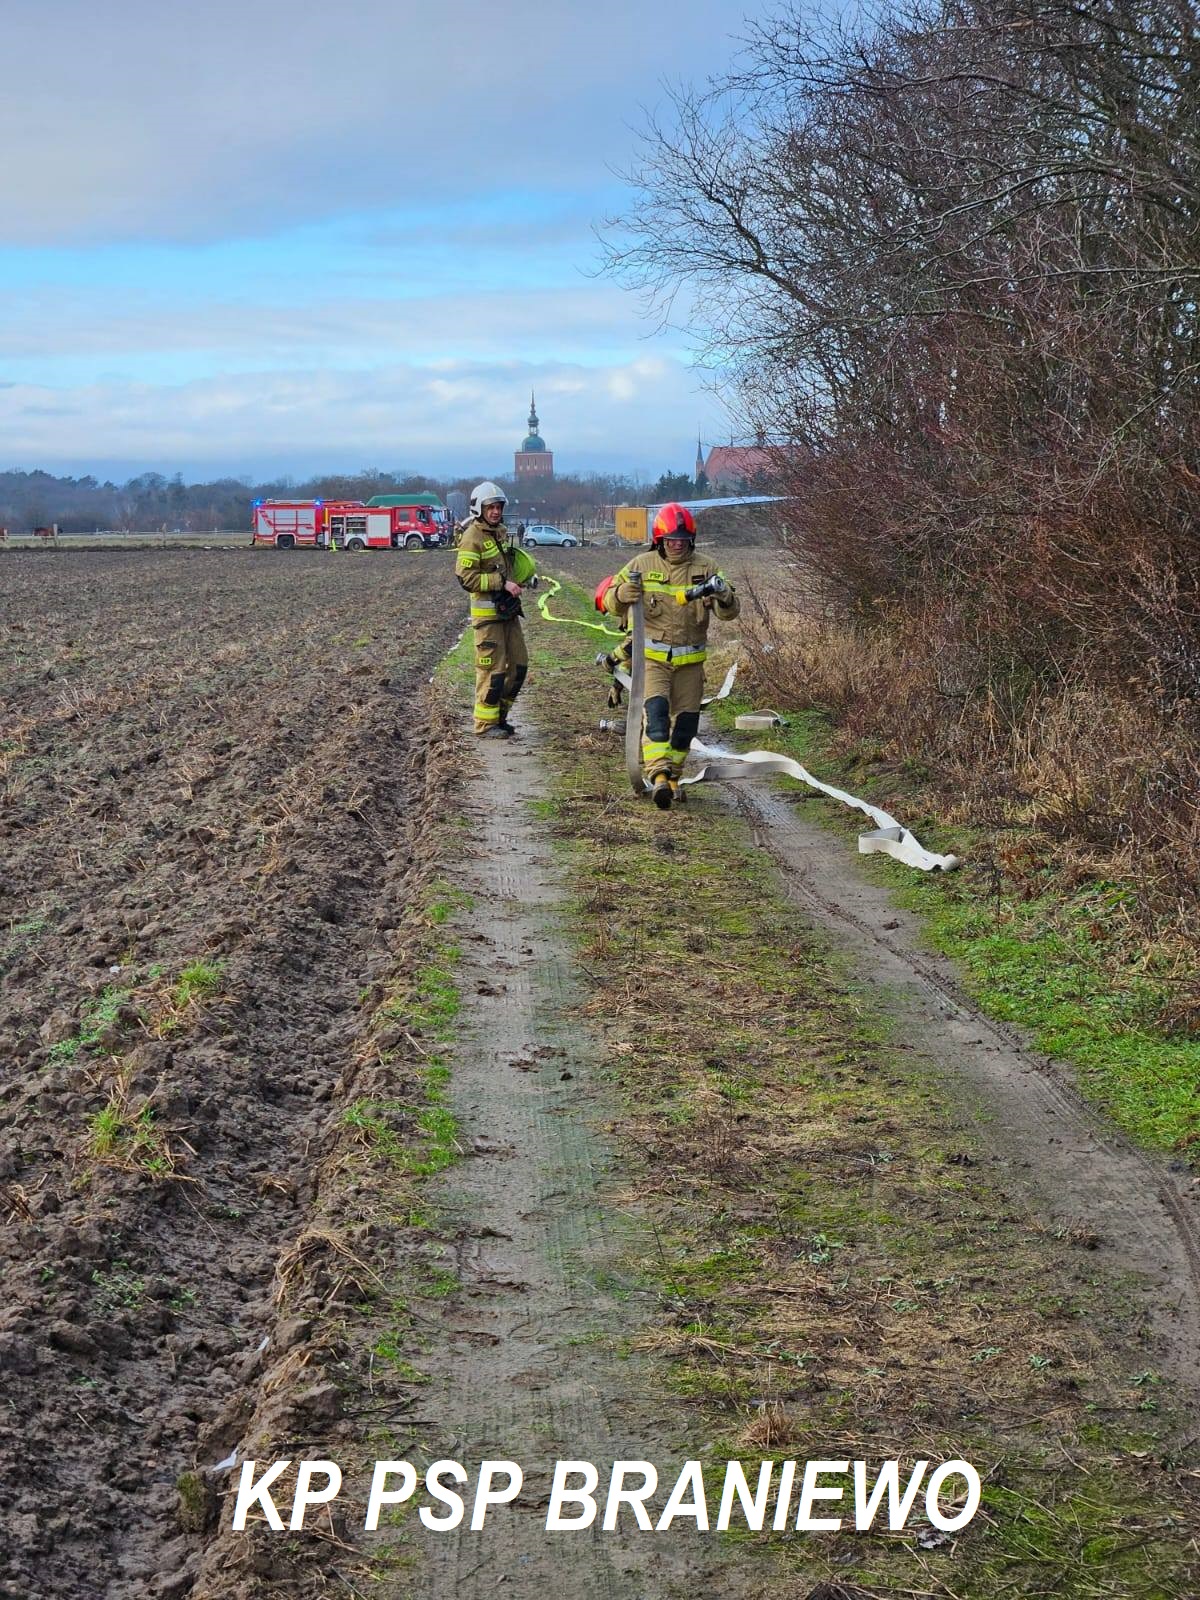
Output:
[538, 574, 959, 869]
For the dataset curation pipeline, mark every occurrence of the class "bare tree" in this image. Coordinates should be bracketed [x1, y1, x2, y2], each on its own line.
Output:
[604, 0, 1200, 710]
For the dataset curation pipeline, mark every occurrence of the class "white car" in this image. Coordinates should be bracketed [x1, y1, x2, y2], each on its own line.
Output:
[522, 523, 578, 547]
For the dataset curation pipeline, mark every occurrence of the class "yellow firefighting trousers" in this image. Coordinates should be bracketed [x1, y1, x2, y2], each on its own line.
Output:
[641, 659, 704, 780]
[473, 618, 528, 732]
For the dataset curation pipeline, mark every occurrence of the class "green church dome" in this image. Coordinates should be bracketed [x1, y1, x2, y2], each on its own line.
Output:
[519, 391, 548, 453]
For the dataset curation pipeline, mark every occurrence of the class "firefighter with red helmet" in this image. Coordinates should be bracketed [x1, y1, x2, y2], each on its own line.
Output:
[601, 503, 739, 808]
[455, 482, 537, 737]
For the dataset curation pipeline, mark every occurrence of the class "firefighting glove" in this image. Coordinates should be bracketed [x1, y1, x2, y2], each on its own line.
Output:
[615, 572, 643, 604]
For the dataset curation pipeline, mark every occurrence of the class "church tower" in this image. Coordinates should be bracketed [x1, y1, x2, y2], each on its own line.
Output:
[515, 392, 554, 481]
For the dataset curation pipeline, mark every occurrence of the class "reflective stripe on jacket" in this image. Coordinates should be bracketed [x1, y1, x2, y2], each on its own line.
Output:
[601, 548, 740, 647]
[456, 517, 518, 614]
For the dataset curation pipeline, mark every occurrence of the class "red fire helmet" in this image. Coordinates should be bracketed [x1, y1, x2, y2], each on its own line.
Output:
[650, 502, 696, 547]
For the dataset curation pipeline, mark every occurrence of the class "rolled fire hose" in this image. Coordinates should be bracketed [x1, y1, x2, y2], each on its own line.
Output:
[625, 593, 647, 795]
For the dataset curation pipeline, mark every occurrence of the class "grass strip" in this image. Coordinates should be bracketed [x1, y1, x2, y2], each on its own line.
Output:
[701, 688, 1200, 1161]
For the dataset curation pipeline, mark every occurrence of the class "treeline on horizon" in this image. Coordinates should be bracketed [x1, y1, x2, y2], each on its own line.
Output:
[612, 0, 1200, 918]
[0, 465, 711, 534]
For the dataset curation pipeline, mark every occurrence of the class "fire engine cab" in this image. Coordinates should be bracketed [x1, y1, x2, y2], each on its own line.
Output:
[365, 495, 447, 548]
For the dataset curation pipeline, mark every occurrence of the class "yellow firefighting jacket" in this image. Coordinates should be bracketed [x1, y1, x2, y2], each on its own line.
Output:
[603, 547, 739, 664]
[455, 517, 526, 624]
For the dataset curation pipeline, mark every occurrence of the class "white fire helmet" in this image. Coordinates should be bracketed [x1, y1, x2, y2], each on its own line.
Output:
[470, 481, 507, 520]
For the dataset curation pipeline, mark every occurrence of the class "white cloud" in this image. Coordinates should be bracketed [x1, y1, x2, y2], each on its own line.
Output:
[0, 1, 755, 471]
[0, 356, 729, 479]
[0, 282, 647, 365]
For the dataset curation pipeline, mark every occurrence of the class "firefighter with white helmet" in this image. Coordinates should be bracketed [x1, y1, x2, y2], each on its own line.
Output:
[601, 502, 739, 807]
[455, 482, 537, 738]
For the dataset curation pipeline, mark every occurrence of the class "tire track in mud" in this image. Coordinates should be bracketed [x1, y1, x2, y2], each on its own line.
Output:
[388, 736, 767, 1600]
[727, 780, 1200, 1398]
[0, 552, 462, 1599]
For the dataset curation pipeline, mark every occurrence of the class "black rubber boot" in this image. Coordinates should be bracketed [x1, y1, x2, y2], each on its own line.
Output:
[652, 773, 673, 810]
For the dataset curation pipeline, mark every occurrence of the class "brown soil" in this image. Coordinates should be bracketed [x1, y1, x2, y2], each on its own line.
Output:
[0, 549, 460, 1600]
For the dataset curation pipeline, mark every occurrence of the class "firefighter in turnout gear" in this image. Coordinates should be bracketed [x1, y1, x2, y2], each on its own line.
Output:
[456, 482, 537, 737]
[602, 503, 739, 808]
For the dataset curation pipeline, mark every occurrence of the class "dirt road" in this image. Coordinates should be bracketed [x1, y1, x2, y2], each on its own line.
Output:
[560, 543, 1200, 1402]
[728, 781, 1200, 1396]
[396, 738, 768, 1598]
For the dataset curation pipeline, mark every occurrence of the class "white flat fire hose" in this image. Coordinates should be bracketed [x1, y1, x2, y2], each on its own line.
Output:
[683, 741, 959, 871]
[618, 604, 956, 870]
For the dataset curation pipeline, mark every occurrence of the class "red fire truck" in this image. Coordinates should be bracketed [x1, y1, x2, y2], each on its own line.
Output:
[252, 499, 446, 550]
[251, 500, 323, 548]
[365, 495, 447, 548]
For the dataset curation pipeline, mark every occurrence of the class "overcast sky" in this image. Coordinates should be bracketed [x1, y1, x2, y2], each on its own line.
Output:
[0, 0, 769, 483]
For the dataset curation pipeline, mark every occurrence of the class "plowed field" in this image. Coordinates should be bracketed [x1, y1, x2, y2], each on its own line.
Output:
[0, 550, 460, 1599]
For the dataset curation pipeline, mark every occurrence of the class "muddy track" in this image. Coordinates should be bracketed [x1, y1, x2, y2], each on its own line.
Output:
[390, 736, 769, 1600]
[725, 779, 1200, 1397]
[0, 551, 461, 1599]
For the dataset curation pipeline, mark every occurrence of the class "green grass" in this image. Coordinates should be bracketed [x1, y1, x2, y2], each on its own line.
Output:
[89, 1261, 146, 1315]
[1, 910, 51, 977]
[370, 1332, 429, 1382]
[426, 878, 473, 924]
[385, 944, 461, 1042]
[49, 985, 134, 1061]
[169, 959, 223, 1008]
[413, 1262, 460, 1299]
[88, 1102, 125, 1156]
[86, 1099, 175, 1175]
[705, 689, 1200, 1159]
[342, 1100, 408, 1165]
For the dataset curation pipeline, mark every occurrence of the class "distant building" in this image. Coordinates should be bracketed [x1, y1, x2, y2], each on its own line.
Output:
[514, 393, 554, 481]
[702, 443, 777, 492]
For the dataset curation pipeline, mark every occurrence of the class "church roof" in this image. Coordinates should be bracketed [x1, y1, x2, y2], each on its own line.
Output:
[704, 445, 778, 483]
